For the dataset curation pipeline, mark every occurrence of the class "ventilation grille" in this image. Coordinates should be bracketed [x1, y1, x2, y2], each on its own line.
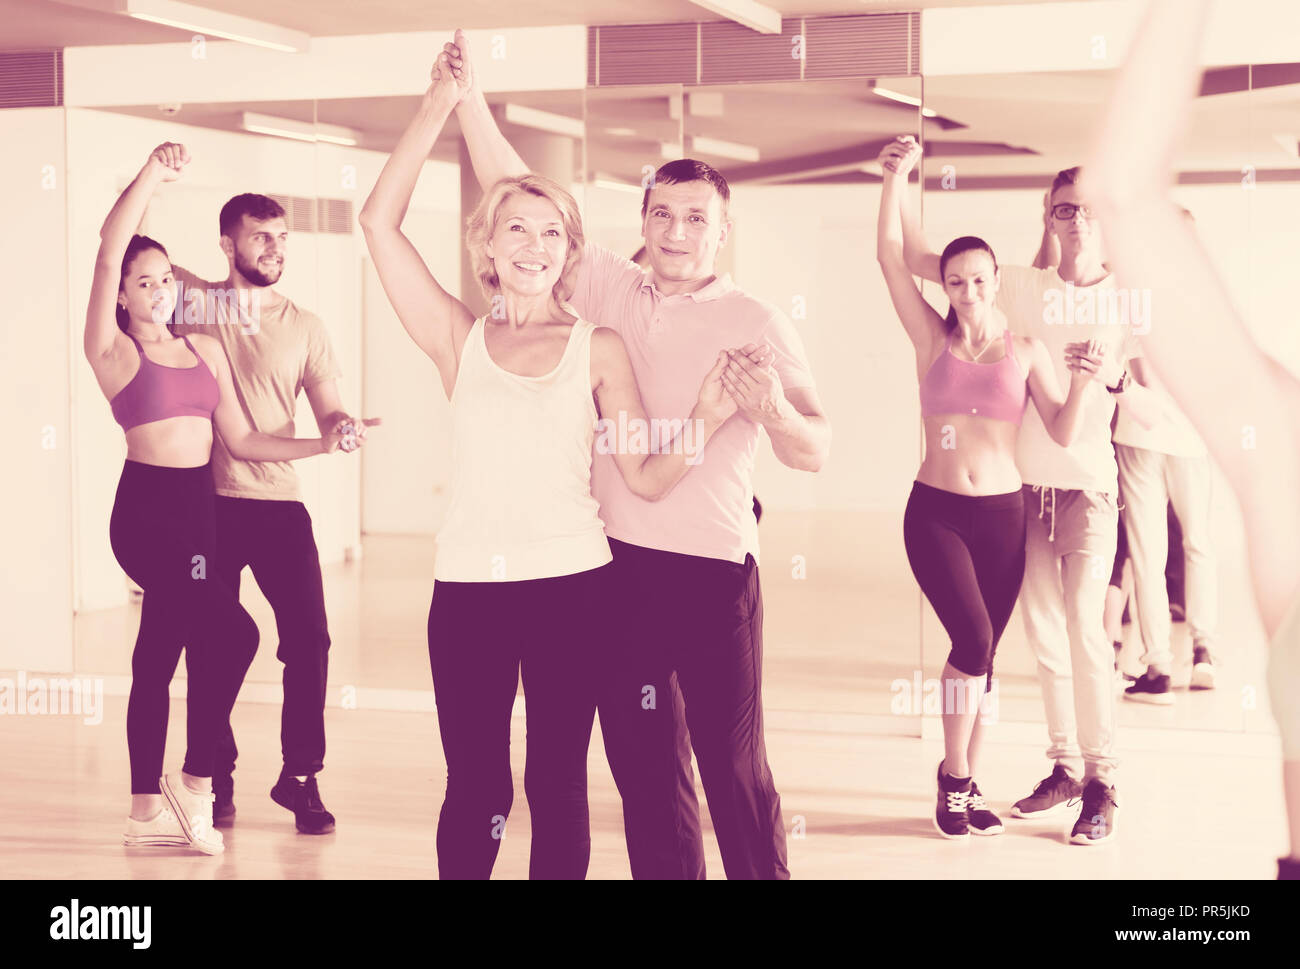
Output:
[592, 22, 698, 86]
[804, 13, 919, 80]
[267, 194, 354, 234]
[589, 13, 919, 87]
[699, 20, 801, 85]
[0, 49, 63, 108]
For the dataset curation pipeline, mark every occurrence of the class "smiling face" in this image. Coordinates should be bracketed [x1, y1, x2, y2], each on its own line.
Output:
[942, 249, 999, 324]
[641, 180, 730, 286]
[484, 192, 570, 298]
[225, 214, 287, 287]
[119, 247, 176, 329]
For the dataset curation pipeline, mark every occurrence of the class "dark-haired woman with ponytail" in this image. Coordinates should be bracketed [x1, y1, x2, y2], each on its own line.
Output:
[875, 137, 1105, 840]
[85, 143, 347, 854]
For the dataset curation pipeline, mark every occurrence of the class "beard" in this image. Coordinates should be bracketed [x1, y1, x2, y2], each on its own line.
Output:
[235, 249, 283, 287]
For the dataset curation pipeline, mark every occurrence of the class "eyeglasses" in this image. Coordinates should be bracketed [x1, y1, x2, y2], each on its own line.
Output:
[1052, 203, 1094, 221]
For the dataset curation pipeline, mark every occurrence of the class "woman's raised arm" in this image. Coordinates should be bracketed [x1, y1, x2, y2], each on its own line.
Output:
[359, 56, 476, 400]
[85, 144, 184, 364]
[876, 139, 947, 359]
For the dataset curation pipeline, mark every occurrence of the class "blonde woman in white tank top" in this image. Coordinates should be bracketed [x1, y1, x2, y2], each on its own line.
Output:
[359, 59, 739, 879]
[1087, 0, 1300, 878]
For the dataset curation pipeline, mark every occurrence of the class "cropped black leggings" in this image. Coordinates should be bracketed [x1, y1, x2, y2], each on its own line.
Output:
[109, 460, 259, 794]
[903, 481, 1026, 687]
[427, 564, 609, 880]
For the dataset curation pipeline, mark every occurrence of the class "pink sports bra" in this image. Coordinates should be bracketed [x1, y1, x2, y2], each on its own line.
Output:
[110, 333, 220, 432]
[919, 329, 1028, 425]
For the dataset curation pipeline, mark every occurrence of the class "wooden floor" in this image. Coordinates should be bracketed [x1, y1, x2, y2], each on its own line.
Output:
[6, 512, 1288, 879]
[0, 694, 1287, 879]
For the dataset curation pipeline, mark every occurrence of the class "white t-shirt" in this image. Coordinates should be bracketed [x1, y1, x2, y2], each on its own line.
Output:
[995, 265, 1138, 494]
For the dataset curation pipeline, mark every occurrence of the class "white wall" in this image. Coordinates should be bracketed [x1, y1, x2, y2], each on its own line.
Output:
[0, 107, 75, 672]
[727, 182, 921, 513]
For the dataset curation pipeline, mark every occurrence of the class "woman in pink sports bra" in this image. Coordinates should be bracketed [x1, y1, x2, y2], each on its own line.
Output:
[84, 143, 348, 856]
[875, 137, 1108, 841]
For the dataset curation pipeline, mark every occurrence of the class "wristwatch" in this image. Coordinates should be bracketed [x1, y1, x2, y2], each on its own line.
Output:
[1107, 368, 1131, 395]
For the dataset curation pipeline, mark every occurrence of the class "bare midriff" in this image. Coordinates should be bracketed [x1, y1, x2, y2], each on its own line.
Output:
[124, 417, 214, 469]
[915, 413, 1023, 497]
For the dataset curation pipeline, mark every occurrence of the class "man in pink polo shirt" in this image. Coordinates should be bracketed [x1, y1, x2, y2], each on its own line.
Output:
[443, 33, 830, 879]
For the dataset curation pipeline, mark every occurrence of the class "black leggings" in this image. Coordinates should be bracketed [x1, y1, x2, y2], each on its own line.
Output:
[109, 460, 259, 794]
[903, 481, 1026, 686]
[426, 564, 608, 880]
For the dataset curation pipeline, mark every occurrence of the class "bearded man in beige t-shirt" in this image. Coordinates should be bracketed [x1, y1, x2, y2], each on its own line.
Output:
[171, 191, 377, 835]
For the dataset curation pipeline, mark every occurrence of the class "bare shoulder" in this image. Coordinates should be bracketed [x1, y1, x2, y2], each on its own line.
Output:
[589, 324, 627, 358]
[187, 332, 225, 369]
[1012, 333, 1046, 372]
[588, 324, 631, 389]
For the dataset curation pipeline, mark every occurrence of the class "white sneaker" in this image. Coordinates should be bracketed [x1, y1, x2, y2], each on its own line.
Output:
[123, 806, 189, 848]
[1190, 645, 1217, 690]
[159, 773, 225, 855]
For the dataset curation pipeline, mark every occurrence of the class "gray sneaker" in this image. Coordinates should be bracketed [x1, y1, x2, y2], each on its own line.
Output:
[1011, 764, 1082, 819]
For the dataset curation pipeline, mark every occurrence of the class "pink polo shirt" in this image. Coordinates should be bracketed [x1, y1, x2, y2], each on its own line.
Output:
[569, 242, 816, 565]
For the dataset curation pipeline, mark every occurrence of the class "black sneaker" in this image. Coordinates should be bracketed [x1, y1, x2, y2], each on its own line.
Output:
[1190, 645, 1216, 690]
[1069, 779, 1118, 845]
[213, 774, 235, 827]
[1124, 671, 1174, 705]
[271, 770, 336, 835]
[933, 763, 971, 840]
[967, 782, 1003, 836]
[1011, 764, 1082, 819]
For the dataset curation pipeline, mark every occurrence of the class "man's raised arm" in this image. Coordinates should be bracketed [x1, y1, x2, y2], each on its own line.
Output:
[441, 30, 530, 191]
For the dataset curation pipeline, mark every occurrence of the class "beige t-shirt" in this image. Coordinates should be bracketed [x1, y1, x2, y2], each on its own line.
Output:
[171, 266, 341, 500]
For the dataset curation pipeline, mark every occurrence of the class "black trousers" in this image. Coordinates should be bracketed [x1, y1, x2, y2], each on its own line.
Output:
[596, 539, 789, 880]
[109, 461, 258, 793]
[902, 481, 1026, 686]
[426, 565, 607, 880]
[202, 497, 331, 778]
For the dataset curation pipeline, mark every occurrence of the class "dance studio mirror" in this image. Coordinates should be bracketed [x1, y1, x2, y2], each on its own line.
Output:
[658, 75, 926, 724]
[63, 72, 587, 695]
[916, 59, 1299, 736]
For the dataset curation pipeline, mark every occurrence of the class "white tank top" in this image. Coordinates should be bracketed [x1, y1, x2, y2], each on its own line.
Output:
[434, 316, 612, 582]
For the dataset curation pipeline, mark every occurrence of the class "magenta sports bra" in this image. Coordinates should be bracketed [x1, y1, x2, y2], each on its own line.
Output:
[919, 330, 1028, 426]
[110, 333, 220, 432]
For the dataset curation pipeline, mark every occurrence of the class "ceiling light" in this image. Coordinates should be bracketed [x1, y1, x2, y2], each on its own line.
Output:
[78, 0, 312, 53]
[503, 104, 585, 139]
[239, 112, 358, 146]
[687, 135, 759, 162]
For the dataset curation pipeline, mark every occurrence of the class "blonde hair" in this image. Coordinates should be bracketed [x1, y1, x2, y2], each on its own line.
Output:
[465, 174, 585, 304]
